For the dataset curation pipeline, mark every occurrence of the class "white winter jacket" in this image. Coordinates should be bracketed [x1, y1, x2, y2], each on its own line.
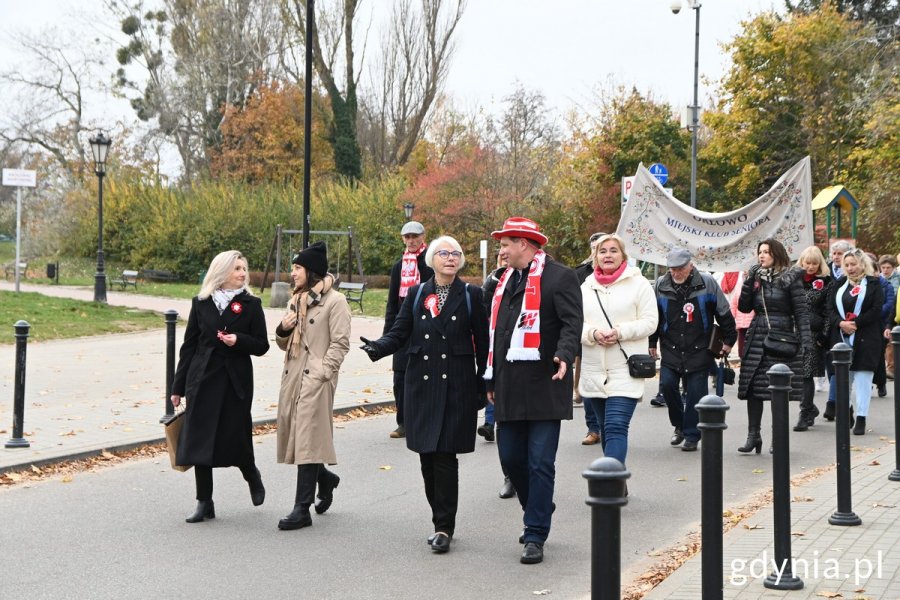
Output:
[579, 266, 658, 400]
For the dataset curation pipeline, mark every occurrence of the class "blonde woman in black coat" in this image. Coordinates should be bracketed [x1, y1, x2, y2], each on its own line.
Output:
[736, 239, 812, 454]
[360, 235, 490, 554]
[171, 250, 270, 523]
[826, 248, 884, 435]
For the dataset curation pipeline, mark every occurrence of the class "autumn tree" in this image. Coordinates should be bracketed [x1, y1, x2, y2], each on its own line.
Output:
[210, 80, 335, 182]
[111, 0, 282, 180]
[283, 0, 466, 179]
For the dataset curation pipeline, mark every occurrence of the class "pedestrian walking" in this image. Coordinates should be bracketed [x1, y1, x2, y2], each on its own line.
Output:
[793, 246, 832, 431]
[650, 248, 736, 452]
[479, 252, 516, 500]
[171, 250, 270, 523]
[573, 232, 606, 445]
[826, 248, 884, 436]
[360, 235, 490, 554]
[274, 242, 351, 530]
[485, 217, 583, 565]
[737, 239, 812, 454]
[383, 221, 435, 439]
[579, 234, 657, 467]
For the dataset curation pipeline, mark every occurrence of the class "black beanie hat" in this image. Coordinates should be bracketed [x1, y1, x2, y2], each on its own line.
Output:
[292, 241, 328, 277]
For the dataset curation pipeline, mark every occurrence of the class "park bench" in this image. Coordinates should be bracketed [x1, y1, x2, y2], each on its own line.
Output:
[4, 262, 27, 280]
[338, 281, 366, 312]
[141, 269, 178, 283]
[109, 269, 139, 290]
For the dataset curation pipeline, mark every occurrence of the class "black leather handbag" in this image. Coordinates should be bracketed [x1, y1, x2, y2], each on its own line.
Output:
[593, 290, 657, 378]
[760, 286, 799, 359]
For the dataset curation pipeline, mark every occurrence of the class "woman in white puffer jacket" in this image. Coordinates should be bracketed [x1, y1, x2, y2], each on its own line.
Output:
[579, 234, 658, 466]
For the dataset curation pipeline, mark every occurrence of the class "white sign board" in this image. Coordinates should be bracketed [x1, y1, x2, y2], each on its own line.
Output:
[621, 176, 635, 203]
[479, 239, 488, 259]
[2, 169, 37, 187]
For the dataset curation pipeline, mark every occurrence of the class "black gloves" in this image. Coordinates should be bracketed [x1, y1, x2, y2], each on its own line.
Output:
[359, 336, 380, 361]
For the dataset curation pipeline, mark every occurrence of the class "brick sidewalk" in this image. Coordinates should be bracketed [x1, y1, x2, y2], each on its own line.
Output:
[644, 444, 900, 599]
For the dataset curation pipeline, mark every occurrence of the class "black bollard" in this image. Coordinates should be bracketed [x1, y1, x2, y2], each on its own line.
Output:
[763, 363, 803, 590]
[890, 327, 900, 482]
[583, 457, 629, 600]
[159, 310, 178, 423]
[697, 394, 728, 600]
[6, 320, 31, 448]
[828, 343, 862, 524]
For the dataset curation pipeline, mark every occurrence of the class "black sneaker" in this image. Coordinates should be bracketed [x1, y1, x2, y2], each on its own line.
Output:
[650, 393, 666, 407]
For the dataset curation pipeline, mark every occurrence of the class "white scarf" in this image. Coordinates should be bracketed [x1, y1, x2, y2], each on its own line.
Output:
[212, 288, 241, 314]
[836, 277, 867, 346]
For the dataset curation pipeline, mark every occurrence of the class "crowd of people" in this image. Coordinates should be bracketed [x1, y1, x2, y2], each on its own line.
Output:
[167, 220, 899, 566]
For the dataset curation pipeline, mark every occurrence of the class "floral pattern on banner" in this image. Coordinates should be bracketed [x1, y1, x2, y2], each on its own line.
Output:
[617, 157, 813, 272]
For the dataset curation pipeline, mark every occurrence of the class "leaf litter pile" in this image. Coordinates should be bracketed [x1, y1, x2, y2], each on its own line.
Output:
[0, 404, 394, 488]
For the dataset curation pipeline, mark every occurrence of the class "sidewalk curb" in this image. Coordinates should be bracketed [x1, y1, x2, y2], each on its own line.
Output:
[0, 400, 394, 474]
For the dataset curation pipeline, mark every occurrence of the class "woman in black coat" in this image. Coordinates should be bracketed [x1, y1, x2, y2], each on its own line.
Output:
[793, 246, 832, 431]
[360, 235, 489, 554]
[826, 248, 884, 435]
[171, 250, 270, 523]
[737, 239, 812, 454]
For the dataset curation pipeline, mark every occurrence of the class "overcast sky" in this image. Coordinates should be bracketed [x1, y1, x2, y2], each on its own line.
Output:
[0, 0, 781, 171]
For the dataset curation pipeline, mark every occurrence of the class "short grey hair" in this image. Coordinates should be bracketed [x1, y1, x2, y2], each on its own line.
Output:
[830, 240, 852, 253]
[425, 235, 466, 269]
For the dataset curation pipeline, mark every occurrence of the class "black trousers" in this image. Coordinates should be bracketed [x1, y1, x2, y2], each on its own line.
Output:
[393, 370, 406, 426]
[419, 452, 458, 535]
[194, 463, 259, 501]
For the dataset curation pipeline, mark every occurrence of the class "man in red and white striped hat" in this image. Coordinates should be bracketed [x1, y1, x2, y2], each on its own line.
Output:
[484, 216, 582, 565]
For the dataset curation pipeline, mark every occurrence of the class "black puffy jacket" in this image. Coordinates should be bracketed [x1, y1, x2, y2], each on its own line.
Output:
[737, 267, 812, 402]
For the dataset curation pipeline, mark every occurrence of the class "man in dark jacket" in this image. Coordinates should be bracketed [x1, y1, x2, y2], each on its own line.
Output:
[649, 248, 737, 451]
[383, 221, 434, 438]
[485, 217, 583, 565]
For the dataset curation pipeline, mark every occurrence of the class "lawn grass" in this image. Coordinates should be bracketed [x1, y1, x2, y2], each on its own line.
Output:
[0, 291, 166, 343]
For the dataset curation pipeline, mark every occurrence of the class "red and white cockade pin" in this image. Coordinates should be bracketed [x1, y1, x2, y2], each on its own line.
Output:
[683, 303, 695, 323]
[812, 279, 824, 290]
[850, 285, 861, 297]
[424, 294, 440, 318]
[846, 312, 857, 320]
[230, 301, 243, 314]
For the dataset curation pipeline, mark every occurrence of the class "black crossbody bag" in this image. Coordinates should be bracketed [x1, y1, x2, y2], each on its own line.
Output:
[593, 290, 656, 378]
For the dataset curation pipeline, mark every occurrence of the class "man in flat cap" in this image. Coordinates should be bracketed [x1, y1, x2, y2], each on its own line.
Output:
[383, 221, 434, 438]
[649, 248, 736, 451]
[485, 216, 583, 564]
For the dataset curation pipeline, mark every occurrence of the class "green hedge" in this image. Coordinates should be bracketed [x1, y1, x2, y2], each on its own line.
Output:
[60, 176, 412, 279]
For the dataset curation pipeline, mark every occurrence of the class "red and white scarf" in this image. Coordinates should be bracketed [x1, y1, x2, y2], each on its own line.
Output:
[484, 250, 545, 380]
[399, 244, 426, 298]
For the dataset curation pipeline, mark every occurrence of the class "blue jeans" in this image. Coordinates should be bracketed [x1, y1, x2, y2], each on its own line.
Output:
[584, 396, 638, 465]
[660, 366, 709, 442]
[484, 402, 495, 425]
[584, 395, 600, 433]
[497, 420, 561, 544]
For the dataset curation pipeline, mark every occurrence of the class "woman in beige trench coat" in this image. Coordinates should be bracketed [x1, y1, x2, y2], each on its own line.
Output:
[274, 242, 351, 530]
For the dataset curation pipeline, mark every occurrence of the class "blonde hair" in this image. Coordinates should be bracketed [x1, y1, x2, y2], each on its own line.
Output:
[841, 248, 875, 282]
[198, 250, 254, 299]
[591, 234, 629, 269]
[425, 235, 466, 269]
[795, 246, 829, 277]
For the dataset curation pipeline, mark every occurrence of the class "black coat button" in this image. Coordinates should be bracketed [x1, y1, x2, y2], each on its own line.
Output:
[309, 318, 315, 324]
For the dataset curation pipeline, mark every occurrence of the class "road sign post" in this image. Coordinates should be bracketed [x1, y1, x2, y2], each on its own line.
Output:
[2, 169, 38, 293]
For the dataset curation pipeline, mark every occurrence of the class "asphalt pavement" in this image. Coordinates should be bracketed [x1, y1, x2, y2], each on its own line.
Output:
[1, 281, 899, 598]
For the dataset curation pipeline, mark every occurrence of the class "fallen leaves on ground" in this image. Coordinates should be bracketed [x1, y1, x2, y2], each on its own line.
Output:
[815, 592, 843, 598]
[793, 496, 814, 502]
[872, 502, 895, 508]
[0, 405, 394, 488]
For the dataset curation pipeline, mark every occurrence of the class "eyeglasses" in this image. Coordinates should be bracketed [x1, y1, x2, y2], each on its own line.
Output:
[435, 250, 462, 260]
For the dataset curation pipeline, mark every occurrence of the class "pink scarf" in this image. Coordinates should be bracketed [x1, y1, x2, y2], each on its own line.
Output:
[399, 244, 426, 298]
[484, 250, 546, 380]
[593, 261, 627, 286]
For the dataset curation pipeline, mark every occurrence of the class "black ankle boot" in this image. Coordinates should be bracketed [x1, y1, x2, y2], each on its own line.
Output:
[247, 467, 265, 507]
[793, 415, 810, 432]
[280, 464, 317, 530]
[852, 415, 866, 435]
[823, 402, 835, 421]
[278, 504, 312, 530]
[738, 428, 762, 454]
[186, 500, 215, 523]
[314, 469, 340, 515]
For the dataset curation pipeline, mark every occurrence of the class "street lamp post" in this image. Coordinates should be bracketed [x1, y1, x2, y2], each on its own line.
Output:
[672, 0, 701, 209]
[404, 202, 415, 220]
[89, 132, 111, 303]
